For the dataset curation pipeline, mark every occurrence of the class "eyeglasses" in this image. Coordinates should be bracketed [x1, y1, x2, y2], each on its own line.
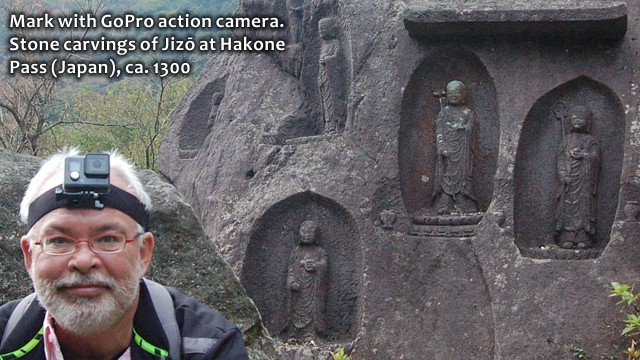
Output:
[34, 233, 141, 256]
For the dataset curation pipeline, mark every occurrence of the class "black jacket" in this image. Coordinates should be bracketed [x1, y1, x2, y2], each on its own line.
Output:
[0, 280, 249, 359]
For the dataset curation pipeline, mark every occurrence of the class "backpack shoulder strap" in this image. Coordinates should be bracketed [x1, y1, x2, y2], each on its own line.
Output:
[3, 284, 182, 360]
[143, 278, 181, 360]
[1, 293, 37, 346]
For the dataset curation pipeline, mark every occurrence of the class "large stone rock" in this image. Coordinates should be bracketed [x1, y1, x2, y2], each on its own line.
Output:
[0, 149, 278, 359]
[158, 0, 640, 358]
[0, 150, 40, 302]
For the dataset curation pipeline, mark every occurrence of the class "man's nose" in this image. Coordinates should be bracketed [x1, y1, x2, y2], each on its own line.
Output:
[67, 242, 100, 273]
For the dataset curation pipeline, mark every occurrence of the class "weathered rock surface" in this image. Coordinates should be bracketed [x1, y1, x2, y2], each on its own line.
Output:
[0, 150, 40, 302]
[404, 1, 628, 40]
[0, 149, 279, 359]
[158, 0, 640, 358]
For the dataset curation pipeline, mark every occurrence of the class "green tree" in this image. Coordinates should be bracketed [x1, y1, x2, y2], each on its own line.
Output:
[46, 76, 191, 169]
[0, 0, 111, 155]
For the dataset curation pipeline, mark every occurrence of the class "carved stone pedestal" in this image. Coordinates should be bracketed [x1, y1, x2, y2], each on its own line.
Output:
[409, 213, 483, 238]
[520, 246, 603, 260]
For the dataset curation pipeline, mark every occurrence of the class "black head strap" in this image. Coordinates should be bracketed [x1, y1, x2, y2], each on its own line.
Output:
[27, 184, 150, 231]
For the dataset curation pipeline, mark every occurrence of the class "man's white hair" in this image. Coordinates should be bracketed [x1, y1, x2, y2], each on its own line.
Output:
[20, 148, 152, 226]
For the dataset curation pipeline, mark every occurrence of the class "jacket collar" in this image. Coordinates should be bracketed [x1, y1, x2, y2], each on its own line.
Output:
[0, 280, 170, 360]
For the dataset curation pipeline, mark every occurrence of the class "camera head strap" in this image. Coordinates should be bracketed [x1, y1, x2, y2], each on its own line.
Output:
[27, 185, 149, 231]
[27, 184, 150, 231]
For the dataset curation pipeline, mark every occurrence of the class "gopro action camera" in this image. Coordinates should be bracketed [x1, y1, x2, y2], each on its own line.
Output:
[27, 152, 148, 230]
[63, 153, 110, 194]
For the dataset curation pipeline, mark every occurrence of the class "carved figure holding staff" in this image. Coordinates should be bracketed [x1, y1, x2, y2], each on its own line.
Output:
[555, 105, 600, 249]
[285, 220, 328, 340]
[432, 80, 479, 215]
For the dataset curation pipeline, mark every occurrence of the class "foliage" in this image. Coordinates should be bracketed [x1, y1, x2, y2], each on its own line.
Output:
[610, 282, 640, 359]
[0, 73, 57, 155]
[43, 76, 191, 169]
[571, 345, 589, 359]
[1, 0, 236, 164]
[570, 345, 618, 360]
[331, 348, 351, 360]
[0, 0, 111, 155]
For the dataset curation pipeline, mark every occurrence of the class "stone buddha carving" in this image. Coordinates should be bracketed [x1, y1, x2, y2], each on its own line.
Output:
[285, 220, 328, 339]
[555, 105, 600, 249]
[432, 80, 479, 215]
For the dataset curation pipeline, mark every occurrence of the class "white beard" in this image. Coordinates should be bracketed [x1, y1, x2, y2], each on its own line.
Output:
[32, 262, 142, 336]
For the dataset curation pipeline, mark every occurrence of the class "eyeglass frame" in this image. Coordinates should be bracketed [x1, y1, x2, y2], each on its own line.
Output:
[33, 232, 143, 256]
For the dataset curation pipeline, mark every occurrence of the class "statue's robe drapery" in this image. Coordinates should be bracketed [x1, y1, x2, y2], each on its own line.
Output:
[286, 245, 328, 336]
[433, 105, 477, 212]
[318, 38, 347, 133]
[556, 131, 600, 240]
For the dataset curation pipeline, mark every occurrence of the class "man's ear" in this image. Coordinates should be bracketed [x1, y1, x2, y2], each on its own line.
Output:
[21, 236, 33, 276]
[139, 232, 154, 276]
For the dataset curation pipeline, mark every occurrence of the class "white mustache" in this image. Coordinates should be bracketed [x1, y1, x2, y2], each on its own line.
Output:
[54, 272, 117, 291]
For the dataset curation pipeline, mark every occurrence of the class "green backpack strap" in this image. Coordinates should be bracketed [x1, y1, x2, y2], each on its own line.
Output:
[143, 278, 181, 360]
[1, 293, 37, 345]
[1, 282, 182, 360]
[0, 293, 42, 360]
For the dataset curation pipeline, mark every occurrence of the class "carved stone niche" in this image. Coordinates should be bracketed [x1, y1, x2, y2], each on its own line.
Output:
[240, 191, 360, 342]
[514, 76, 624, 260]
[399, 47, 499, 237]
[262, 15, 353, 147]
[177, 76, 227, 159]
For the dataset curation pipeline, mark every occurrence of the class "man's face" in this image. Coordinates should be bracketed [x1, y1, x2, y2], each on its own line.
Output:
[21, 176, 153, 335]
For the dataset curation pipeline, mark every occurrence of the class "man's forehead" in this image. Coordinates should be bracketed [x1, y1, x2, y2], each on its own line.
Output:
[33, 207, 135, 234]
[27, 172, 149, 232]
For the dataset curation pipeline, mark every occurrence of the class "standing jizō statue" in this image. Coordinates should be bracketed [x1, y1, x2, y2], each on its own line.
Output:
[318, 17, 347, 134]
[285, 220, 328, 340]
[432, 80, 479, 215]
[556, 105, 600, 249]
